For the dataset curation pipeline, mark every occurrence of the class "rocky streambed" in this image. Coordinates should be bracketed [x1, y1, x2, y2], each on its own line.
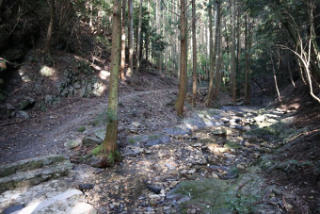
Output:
[1, 106, 318, 214]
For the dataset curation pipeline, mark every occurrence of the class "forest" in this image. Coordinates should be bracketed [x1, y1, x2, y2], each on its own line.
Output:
[0, 0, 319, 213]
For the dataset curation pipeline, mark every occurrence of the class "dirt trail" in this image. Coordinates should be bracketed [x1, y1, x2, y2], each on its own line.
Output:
[0, 88, 177, 164]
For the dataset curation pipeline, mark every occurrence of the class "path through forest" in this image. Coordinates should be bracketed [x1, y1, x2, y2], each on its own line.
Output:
[0, 88, 178, 164]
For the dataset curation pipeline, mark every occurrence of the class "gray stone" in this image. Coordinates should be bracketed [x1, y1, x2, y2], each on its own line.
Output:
[11, 189, 83, 214]
[74, 82, 81, 89]
[15, 111, 29, 119]
[69, 202, 97, 214]
[3, 204, 25, 214]
[124, 146, 144, 156]
[44, 95, 54, 105]
[145, 135, 171, 147]
[162, 127, 191, 137]
[82, 136, 102, 146]
[94, 129, 106, 140]
[0, 155, 66, 178]
[19, 97, 35, 110]
[64, 139, 82, 149]
[0, 161, 72, 193]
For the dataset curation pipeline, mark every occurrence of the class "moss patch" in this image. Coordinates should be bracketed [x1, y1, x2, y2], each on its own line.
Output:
[173, 167, 264, 214]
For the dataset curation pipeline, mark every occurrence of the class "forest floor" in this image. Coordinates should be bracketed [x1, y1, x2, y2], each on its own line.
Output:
[0, 60, 320, 213]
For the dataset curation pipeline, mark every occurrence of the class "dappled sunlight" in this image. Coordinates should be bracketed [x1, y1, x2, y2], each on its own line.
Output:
[92, 82, 107, 96]
[39, 66, 57, 80]
[18, 67, 32, 82]
[99, 70, 110, 80]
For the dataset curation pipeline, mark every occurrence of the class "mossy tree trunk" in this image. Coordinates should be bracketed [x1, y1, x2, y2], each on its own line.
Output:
[102, 0, 121, 165]
[175, 0, 188, 116]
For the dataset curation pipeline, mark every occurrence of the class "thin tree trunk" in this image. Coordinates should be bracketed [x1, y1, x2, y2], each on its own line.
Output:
[101, 0, 121, 166]
[136, 0, 143, 71]
[231, 0, 237, 103]
[192, 0, 197, 107]
[175, 0, 188, 116]
[270, 53, 282, 102]
[127, 0, 134, 77]
[45, 0, 55, 54]
[120, 0, 127, 81]
[288, 58, 296, 88]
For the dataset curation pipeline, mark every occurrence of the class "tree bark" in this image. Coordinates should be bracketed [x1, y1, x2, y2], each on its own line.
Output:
[102, 0, 121, 165]
[231, 0, 237, 103]
[207, 0, 220, 106]
[192, 0, 197, 107]
[270, 52, 282, 102]
[244, 14, 252, 104]
[120, 0, 127, 81]
[175, 0, 188, 116]
[45, 0, 55, 54]
[136, 0, 143, 72]
[127, 0, 134, 77]
[236, 1, 241, 83]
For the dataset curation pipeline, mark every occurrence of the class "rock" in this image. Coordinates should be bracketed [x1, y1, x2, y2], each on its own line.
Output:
[124, 146, 144, 156]
[15, 111, 29, 119]
[44, 95, 54, 105]
[0, 161, 72, 193]
[19, 97, 35, 110]
[82, 136, 102, 146]
[61, 88, 69, 97]
[70, 202, 97, 214]
[219, 167, 239, 180]
[128, 121, 143, 133]
[0, 155, 66, 178]
[74, 82, 81, 89]
[78, 183, 94, 192]
[64, 139, 82, 149]
[94, 129, 106, 140]
[145, 135, 171, 147]
[3, 204, 25, 214]
[146, 184, 162, 194]
[210, 128, 226, 136]
[162, 126, 191, 137]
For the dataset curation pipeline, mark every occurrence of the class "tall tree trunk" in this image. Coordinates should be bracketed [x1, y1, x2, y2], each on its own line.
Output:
[231, 0, 237, 103]
[192, 0, 197, 107]
[206, 0, 216, 106]
[236, 2, 241, 83]
[102, 0, 121, 166]
[244, 14, 252, 104]
[45, 0, 55, 54]
[207, 0, 221, 106]
[214, 5, 223, 97]
[136, 0, 143, 72]
[120, 0, 127, 80]
[175, 0, 188, 116]
[127, 0, 134, 77]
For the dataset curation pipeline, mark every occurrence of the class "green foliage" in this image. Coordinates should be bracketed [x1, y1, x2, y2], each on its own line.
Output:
[91, 145, 102, 156]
